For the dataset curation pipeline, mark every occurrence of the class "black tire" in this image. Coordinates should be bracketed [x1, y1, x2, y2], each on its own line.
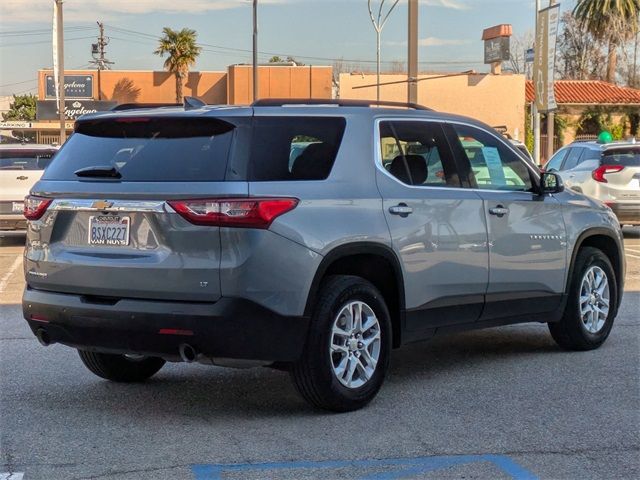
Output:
[291, 275, 392, 412]
[549, 247, 618, 351]
[78, 350, 165, 382]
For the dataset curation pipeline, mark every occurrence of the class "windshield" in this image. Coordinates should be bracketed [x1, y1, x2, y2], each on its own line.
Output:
[0, 149, 57, 170]
[43, 117, 236, 182]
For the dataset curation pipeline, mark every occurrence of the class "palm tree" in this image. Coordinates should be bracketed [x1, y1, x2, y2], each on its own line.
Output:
[573, 0, 640, 83]
[154, 27, 202, 102]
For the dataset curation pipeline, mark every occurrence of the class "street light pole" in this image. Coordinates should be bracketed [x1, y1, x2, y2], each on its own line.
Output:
[407, 0, 418, 104]
[55, 0, 66, 143]
[253, 0, 258, 102]
[533, 0, 540, 165]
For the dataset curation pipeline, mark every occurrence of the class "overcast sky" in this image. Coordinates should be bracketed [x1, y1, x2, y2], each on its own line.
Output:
[0, 0, 575, 96]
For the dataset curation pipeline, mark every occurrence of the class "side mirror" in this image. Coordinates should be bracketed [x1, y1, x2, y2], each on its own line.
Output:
[540, 172, 564, 194]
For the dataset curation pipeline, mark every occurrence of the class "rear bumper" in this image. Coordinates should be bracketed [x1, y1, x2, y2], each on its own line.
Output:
[0, 215, 27, 235]
[22, 287, 310, 362]
[607, 202, 640, 225]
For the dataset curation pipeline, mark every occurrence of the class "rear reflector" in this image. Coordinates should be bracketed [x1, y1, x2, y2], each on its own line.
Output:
[30, 314, 50, 323]
[592, 164, 624, 183]
[24, 196, 52, 220]
[168, 197, 298, 228]
[158, 328, 194, 336]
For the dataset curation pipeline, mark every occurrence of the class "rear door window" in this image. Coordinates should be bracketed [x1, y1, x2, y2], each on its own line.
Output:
[249, 117, 346, 181]
[0, 149, 56, 170]
[379, 121, 461, 187]
[43, 117, 235, 182]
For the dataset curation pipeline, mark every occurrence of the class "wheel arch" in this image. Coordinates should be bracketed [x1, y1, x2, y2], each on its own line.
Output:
[568, 227, 624, 310]
[304, 242, 405, 348]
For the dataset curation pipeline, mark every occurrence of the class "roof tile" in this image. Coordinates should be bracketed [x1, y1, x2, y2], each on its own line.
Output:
[525, 80, 640, 104]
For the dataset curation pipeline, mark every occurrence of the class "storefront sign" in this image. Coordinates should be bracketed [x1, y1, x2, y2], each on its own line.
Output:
[0, 121, 33, 129]
[533, 3, 560, 113]
[36, 100, 116, 120]
[45, 75, 94, 99]
[484, 37, 510, 64]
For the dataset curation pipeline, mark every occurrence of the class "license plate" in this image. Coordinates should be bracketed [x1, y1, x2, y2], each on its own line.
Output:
[12, 201, 23, 213]
[88, 215, 130, 246]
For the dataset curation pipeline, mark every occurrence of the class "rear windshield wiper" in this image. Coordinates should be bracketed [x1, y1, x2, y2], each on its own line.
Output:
[74, 165, 122, 179]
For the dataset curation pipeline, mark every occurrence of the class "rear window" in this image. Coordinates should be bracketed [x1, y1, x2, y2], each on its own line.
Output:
[0, 149, 56, 170]
[43, 117, 235, 182]
[602, 147, 640, 167]
[249, 116, 346, 181]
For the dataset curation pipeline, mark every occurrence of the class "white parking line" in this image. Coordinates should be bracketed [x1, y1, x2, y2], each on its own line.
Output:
[0, 256, 22, 294]
[625, 248, 640, 255]
[626, 253, 640, 260]
[0, 473, 25, 480]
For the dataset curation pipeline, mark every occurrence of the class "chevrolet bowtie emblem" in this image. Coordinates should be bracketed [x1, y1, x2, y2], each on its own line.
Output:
[92, 200, 113, 210]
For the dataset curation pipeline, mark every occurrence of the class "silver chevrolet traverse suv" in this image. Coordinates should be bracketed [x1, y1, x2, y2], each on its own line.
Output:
[23, 99, 625, 411]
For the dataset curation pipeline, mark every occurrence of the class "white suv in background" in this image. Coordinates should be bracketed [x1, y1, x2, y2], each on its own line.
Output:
[0, 144, 58, 237]
[545, 140, 640, 226]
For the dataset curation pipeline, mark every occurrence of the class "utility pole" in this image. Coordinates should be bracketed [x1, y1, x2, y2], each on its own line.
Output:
[407, 0, 418, 104]
[55, 0, 66, 144]
[533, 0, 540, 165]
[253, 0, 258, 102]
[90, 21, 113, 100]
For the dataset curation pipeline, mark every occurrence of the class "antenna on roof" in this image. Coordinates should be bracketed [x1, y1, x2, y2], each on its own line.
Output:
[183, 96, 206, 110]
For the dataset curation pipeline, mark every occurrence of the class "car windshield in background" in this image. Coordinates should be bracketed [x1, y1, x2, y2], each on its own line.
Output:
[602, 147, 640, 167]
[0, 150, 56, 170]
[42, 117, 235, 182]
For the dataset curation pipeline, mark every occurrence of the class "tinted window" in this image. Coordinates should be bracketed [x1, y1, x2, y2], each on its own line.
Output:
[602, 147, 640, 167]
[0, 149, 56, 170]
[379, 121, 461, 187]
[562, 147, 584, 170]
[545, 148, 568, 171]
[450, 124, 533, 191]
[249, 117, 345, 181]
[43, 117, 234, 182]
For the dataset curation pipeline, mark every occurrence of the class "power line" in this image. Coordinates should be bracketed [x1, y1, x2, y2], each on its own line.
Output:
[105, 24, 484, 66]
[0, 36, 95, 48]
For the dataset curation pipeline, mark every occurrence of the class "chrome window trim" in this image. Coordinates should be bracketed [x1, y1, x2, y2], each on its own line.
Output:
[373, 117, 541, 195]
[50, 199, 167, 213]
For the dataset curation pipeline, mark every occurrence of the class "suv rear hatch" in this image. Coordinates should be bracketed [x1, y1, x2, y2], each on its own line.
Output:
[25, 112, 250, 302]
[594, 146, 640, 202]
[0, 148, 55, 214]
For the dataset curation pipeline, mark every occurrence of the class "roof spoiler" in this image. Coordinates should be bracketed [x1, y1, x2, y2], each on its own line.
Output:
[252, 98, 433, 111]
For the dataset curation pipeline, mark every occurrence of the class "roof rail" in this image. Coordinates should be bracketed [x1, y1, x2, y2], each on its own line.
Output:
[111, 103, 181, 111]
[252, 98, 433, 111]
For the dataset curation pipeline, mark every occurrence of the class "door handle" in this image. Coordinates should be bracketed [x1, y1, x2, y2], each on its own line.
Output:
[489, 205, 509, 217]
[389, 203, 413, 217]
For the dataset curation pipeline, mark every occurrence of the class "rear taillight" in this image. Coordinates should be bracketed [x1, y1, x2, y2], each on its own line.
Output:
[592, 165, 624, 183]
[167, 198, 298, 228]
[23, 196, 52, 220]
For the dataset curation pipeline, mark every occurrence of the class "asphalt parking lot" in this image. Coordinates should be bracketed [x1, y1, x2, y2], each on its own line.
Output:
[1, 229, 639, 480]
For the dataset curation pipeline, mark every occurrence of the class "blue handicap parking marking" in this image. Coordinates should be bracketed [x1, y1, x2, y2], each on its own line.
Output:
[192, 454, 538, 480]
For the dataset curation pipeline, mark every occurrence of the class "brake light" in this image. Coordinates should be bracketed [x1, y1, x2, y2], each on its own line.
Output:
[23, 196, 52, 220]
[167, 198, 298, 228]
[592, 165, 624, 183]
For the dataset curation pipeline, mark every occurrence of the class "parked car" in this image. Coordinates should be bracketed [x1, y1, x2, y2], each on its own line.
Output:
[22, 99, 624, 411]
[0, 144, 58, 237]
[545, 140, 640, 226]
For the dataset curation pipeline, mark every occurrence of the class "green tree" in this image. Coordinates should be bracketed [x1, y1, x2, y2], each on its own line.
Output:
[154, 27, 202, 103]
[573, 0, 640, 83]
[268, 55, 284, 63]
[2, 94, 36, 121]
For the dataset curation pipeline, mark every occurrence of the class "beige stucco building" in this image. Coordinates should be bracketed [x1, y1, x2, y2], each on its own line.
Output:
[339, 72, 526, 141]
